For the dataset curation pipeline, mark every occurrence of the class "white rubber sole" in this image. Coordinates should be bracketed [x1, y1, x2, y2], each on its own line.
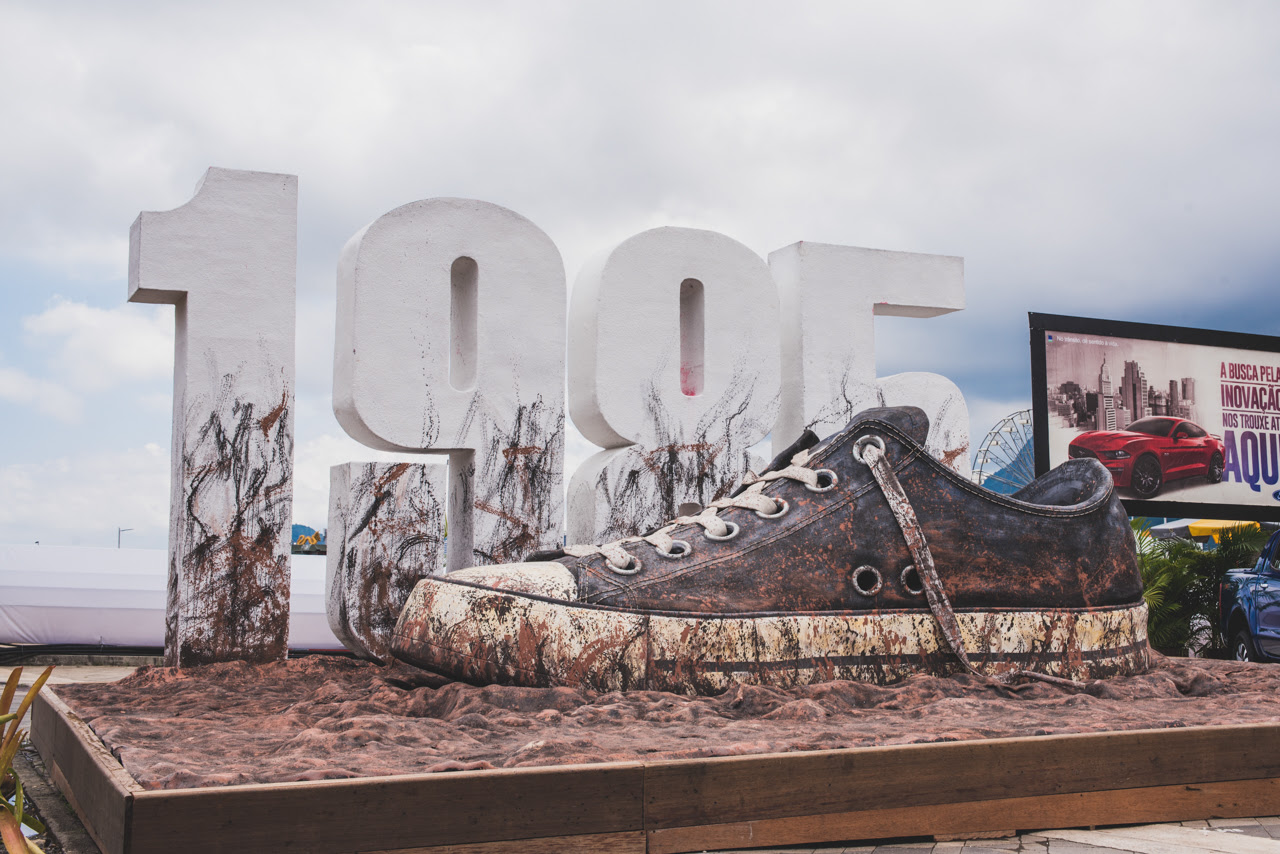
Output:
[392, 577, 1150, 695]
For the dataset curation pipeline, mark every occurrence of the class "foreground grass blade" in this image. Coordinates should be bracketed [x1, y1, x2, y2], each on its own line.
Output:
[0, 806, 35, 854]
[0, 734, 23, 783]
[0, 669, 52, 754]
[0, 671, 19, 719]
[0, 666, 51, 854]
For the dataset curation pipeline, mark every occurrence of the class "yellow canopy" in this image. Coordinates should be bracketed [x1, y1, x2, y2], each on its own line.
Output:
[1185, 519, 1259, 538]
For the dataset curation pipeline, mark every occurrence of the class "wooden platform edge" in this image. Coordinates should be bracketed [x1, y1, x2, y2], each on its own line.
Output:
[30, 688, 141, 854]
[125, 760, 645, 854]
[643, 721, 1280, 828]
[645, 774, 1280, 854]
[31, 696, 1280, 854]
[361, 829, 648, 854]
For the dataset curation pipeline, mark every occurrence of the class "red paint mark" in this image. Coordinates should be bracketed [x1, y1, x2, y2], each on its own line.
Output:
[502, 445, 541, 463]
[259, 390, 288, 437]
[939, 443, 969, 468]
[680, 365, 698, 397]
[475, 500, 527, 528]
[374, 462, 413, 492]
[641, 442, 720, 479]
[643, 442, 715, 470]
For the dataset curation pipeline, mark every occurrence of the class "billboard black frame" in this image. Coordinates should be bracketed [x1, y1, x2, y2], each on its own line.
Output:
[1030, 312, 1280, 523]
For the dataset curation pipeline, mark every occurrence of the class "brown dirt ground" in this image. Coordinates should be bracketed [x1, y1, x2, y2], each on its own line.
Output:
[53, 653, 1280, 790]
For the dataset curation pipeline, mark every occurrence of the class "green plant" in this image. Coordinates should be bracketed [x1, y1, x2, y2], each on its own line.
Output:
[1133, 521, 1269, 655]
[1, 666, 53, 854]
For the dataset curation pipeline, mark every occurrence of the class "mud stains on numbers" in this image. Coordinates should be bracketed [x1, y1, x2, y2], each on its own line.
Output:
[130, 168, 298, 667]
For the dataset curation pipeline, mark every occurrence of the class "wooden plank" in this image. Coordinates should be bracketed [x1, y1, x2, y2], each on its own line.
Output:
[646, 775, 1280, 854]
[128, 761, 645, 854]
[362, 830, 646, 854]
[644, 723, 1280, 829]
[30, 688, 140, 854]
[10, 752, 102, 854]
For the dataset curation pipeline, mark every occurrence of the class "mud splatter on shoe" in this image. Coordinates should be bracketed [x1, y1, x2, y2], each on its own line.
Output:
[392, 407, 1149, 694]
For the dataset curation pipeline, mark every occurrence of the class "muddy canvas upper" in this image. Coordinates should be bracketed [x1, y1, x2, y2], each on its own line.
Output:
[456, 406, 1142, 615]
[393, 406, 1149, 693]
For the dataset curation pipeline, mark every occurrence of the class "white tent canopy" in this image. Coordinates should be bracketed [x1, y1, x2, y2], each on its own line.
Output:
[1146, 518, 1198, 540]
[0, 544, 342, 650]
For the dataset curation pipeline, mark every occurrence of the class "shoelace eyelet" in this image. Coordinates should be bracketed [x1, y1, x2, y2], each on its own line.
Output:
[657, 540, 693, 559]
[703, 520, 741, 541]
[805, 469, 839, 493]
[755, 498, 789, 520]
[607, 556, 642, 575]
[852, 565, 883, 596]
[901, 564, 925, 595]
[853, 434, 886, 464]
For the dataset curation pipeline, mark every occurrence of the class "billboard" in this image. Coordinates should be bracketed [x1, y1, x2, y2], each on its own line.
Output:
[1031, 313, 1280, 522]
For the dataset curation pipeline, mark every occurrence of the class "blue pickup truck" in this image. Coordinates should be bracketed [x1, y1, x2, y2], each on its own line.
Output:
[1220, 529, 1280, 661]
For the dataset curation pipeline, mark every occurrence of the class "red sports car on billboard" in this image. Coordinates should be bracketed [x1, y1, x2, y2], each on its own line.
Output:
[1068, 416, 1225, 498]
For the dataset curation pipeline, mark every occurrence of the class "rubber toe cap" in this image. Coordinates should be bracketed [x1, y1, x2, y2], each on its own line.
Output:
[447, 562, 576, 601]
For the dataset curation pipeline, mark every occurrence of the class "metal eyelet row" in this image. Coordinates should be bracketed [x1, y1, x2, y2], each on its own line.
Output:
[850, 563, 924, 597]
[687, 465, 840, 549]
[641, 466, 840, 565]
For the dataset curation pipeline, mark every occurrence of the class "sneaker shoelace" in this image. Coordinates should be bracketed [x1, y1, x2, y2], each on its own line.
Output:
[563, 449, 830, 574]
[567, 434, 1088, 689]
[856, 435, 1088, 689]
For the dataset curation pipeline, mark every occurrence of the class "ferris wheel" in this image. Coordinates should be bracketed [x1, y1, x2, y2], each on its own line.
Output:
[973, 409, 1036, 494]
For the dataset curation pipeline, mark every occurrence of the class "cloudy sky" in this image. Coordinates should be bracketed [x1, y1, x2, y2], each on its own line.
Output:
[2, 1, 1278, 549]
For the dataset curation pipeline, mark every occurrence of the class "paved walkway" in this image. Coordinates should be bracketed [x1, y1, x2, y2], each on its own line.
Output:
[724, 818, 1280, 852]
[5, 663, 1278, 854]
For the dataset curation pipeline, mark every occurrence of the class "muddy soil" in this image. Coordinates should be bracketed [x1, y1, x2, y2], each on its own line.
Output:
[55, 654, 1280, 790]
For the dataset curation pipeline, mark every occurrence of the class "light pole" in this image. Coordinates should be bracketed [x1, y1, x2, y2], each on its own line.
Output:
[118, 527, 134, 549]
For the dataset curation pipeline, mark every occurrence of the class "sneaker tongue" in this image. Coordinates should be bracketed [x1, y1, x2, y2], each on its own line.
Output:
[729, 428, 821, 498]
[760, 428, 820, 474]
[851, 405, 931, 446]
[745, 406, 930, 496]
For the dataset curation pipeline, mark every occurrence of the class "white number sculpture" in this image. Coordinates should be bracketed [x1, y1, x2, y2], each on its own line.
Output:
[769, 242, 971, 474]
[130, 169, 976, 665]
[327, 461, 448, 661]
[567, 227, 781, 543]
[129, 168, 297, 666]
[333, 198, 566, 572]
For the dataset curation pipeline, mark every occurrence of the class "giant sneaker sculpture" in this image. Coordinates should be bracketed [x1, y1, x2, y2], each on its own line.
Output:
[393, 407, 1149, 694]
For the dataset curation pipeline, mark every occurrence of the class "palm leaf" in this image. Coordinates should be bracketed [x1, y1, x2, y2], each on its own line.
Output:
[0, 669, 52, 756]
[0, 671, 19, 719]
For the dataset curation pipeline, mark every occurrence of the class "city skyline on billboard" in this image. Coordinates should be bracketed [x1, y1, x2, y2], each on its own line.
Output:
[1031, 313, 1280, 522]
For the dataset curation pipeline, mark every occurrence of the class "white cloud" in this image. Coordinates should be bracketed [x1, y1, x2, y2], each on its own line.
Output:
[294, 293, 338, 401]
[22, 298, 173, 390]
[0, 366, 81, 421]
[0, 443, 170, 548]
[2, 0, 1280, 548]
[4, 0, 1278, 306]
